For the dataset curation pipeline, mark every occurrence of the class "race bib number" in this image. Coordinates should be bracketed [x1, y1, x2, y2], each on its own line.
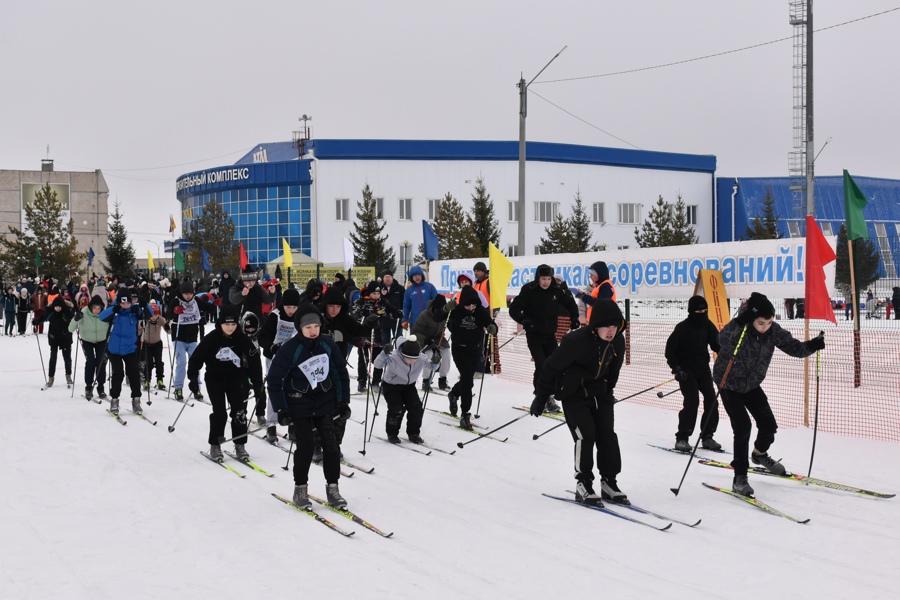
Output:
[298, 354, 330, 389]
[216, 347, 241, 368]
[178, 299, 200, 325]
[275, 318, 297, 344]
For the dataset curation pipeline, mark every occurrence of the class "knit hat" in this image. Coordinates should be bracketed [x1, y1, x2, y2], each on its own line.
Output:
[381, 269, 394, 277]
[281, 288, 301, 307]
[116, 289, 132, 305]
[589, 299, 625, 329]
[240, 312, 260, 333]
[536, 264, 554, 279]
[589, 261, 610, 281]
[430, 294, 447, 313]
[742, 292, 775, 320]
[180, 280, 194, 295]
[365, 281, 381, 295]
[473, 261, 487, 273]
[334, 272, 345, 282]
[217, 306, 240, 326]
[240, 265, 258, 282]
[52, 296, 65, 309]
[294, 304, 323, 329]
[399, 336, 420, 360]
[459, 285, 480, 307]
[688, 295, 708, 313]
[88, 295, 105, 310]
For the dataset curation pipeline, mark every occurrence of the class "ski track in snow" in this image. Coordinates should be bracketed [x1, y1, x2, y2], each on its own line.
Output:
[2, 332, 899, 599]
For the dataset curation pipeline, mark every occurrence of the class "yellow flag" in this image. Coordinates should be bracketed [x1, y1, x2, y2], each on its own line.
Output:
[488, 242, 514, 311]
[282, 238, 293, 268]
[147, 250, 155, 270]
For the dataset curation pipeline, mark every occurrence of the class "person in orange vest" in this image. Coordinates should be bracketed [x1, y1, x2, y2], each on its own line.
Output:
[575, 261, 615, 325]
[454, 273, 488, 307]
[472, 262, 490, 306]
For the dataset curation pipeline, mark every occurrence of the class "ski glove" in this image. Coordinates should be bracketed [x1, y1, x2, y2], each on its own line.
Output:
[383, 343, 394, 354]
[487, 323, 498, 335]
[173, 306, 184, 315]
[334, 404, 352, 422]
[270, 343, 281, 355]
[430, 351, 442, 365]
[673, 367, 689, 383]
[446, 299, 457, 312]
[806, 334, 825, 352]
[521, 319, 535, 332]
[401, 321, 408, 329]
[363, 314, 380, 328]
[570, 321, 580, 331]
[277, 409, 292, 426]
[530, 396, 548, 417]
[73, 311, 82, 321]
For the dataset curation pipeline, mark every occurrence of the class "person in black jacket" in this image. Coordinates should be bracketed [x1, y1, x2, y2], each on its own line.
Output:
[34, 295, 75, 387]
[257, 287, 301, 442]
[447, 286, 495, 429]
[509, 264, 579, 408]
[714, 292, 824, 497]
[267, 304, 351, 510]
[218, 271, 236, 305]
[318, 285, 377, 359]
[893, 287, 900, 320]
[188, 307, 261, 462]
[228, 265, 272, 322]
[379, 270, 405, 344]
[665, 295, 723, 452]
[531, 299, 628, 506]
[166, 280, 216, 401]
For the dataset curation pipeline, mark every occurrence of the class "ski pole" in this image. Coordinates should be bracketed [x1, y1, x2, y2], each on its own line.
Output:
[167, 319, 180, 397]
[807, 333, 824, 478]
[670, 325, 747, 497]
[532, 419, 567, 440]
[142, 329, 152, 406]
[70, 329, 81, 398]
[36, 328, 47, 387]
[473, 331, 490, 418]
[282, 437, 294, 471]
[457, 413, 529, 448]
[656, 388, 680, 399]
[215, 424, 267, 445]
[495, 328, 525, 351]
[366, 385, 384, 443]
[613, 379, 675, 404]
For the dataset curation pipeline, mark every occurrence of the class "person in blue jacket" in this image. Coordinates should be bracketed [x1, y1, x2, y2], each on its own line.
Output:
[267, 304, 351, 510]
[99, 289, 152, 416]
[401, 265, 437, 332]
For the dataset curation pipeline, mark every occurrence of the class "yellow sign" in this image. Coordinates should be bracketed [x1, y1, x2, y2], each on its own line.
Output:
[693, 269, 730, 331]
[282, 266, 375, 287]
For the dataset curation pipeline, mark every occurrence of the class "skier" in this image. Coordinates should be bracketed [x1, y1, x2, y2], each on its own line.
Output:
[4, 287, 17, 336]
[665, 295, 723, 452]
[350, 281, 402, 394]
[374, 336, 429, 444]
[318, 285, 378, 359]
[188, 306, 261, 462]
[140, 301, 167, 391]
[509, 264, 579, 410]
[16, 288, 31, 335]
[714, 292, 824, 497]
[379, 270, 405, 343]
[266, 304, 351, 509]
[228, 265, 272, 322]
[410, 294, 455, 392]
[69, 295, 110, 400]
[447, 286, 495, 429]
[258, 287, 301, 441]
[99, 290, 153, 415]
[239, 312, 266, 427]
[530, 299, 628, 506]
[33, 295, 75, 387]
[166, 280, 215, 401]
[401, 265, 437, 331]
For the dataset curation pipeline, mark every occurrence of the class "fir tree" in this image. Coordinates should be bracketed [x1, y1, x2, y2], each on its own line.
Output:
[466, 175, 501, 257]
[835, 223, 881, 293]
[539, 213, 572, 254]
[744, 187, 782, 240]
[669, 193, 699, 246]
[433, 192, 476, 259]
[634, 196, 674, 248]
[0, 183, 82, 278]
[567, 189, 599, 252]
[348, 183, 397, 274]
[183, 200, 238, 274]
[101, 201, 136, 277]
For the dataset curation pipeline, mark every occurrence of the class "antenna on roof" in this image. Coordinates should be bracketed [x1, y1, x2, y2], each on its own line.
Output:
[293, 115, 313, 158]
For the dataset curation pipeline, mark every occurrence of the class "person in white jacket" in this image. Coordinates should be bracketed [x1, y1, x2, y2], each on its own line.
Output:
[373, 335, 429, 445]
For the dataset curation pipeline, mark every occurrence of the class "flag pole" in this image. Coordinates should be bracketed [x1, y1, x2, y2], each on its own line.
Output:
[848, 239, 861, 387]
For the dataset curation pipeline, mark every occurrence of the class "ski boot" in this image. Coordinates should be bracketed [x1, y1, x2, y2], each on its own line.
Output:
[408, 433, 426, 445]
[191, 388, 204, 401]
[751, 451, 786, 475]
[97, 388, 107, 400]
[45, 377, 54, 388]
[156, 379, 166, 391]
[131, 397, 143, 415]
[732, 474, 754, 497]
[292, 484, 311, 509]
[386, 433, 401, 444]
[357, 381, 367, 394]
[575, 480, 602, 506]
[65, 374, 74, 386]
[109, 398, 120, 415]
[265, 426, 279, 444]
[459, 412, 473, 431]
[545, 397, 561, 412]
[448, 391, 459, 417]
[326, 483, 347, 509]
[422, 378, 432, 392]
[438, 377, 450, 391]
[174, 388, 184, 402]
[600, 477, 630, 505]
[208, 444, 224, 462]
[84, 386, 93, 401]
[674, 438, 692, 452]
[142, 380, 150, 391]
[234, 443, 250, 461]
[311, 445, 324, 463]
[701, 437, 723, 451]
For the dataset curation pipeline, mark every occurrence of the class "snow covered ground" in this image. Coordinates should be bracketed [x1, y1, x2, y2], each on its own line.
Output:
[2, 331, 898, 599]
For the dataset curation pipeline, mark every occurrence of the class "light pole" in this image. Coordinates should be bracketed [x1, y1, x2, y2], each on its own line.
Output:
[403, 239, 410, 284]
[518, 45, 567, 256]
[147, 240, 162, 276]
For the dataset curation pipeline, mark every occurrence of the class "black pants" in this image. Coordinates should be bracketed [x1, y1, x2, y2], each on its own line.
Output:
[293, 415, 340, 485]
[81, 341, 108, 390]
[564, 397, 621, 484]
[143, 341, 164, 382]
[48, 343, 72, 378]
[109, 352, 141, 400]
[526, 333, 558, 393]
[206, 377, 248, 446]
[246, 350, 266, 418]
[4, 313, 14, 335]
[17, 312, 28, 335]
[720, 387, 778, 476]
[383, 382, 424, 436]
[676, 369, 719, 440]
[450, 343, 480, 414]
[357, 346, 383, 386]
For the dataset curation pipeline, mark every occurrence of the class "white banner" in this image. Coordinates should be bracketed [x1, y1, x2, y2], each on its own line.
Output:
[429, 238, 837, 300]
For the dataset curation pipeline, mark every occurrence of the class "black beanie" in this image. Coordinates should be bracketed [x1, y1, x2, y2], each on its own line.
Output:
[473, 261, 487, 273]
[536, 264, 554, 279]
[399, 338, 421, 360]
[743, 292, 775, 320]
[281, 288, 301, 306]
[88, 295, 105, 310]
[180, 280, 194, 295]
[459, 285, 480, 307]
[217, 306, 240, 326]
[365, 280, 381, 295]
[430, 294, 447, 313]
[589, 299, 624, 329]
[688, 295, 708, 313]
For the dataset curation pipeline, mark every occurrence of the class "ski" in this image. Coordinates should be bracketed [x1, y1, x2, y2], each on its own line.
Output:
[165, 395, 195, 407]
[647, 444, 722, 461]
[513, 405, 566, 422]
[375, 436, 432, 455]
[340, 458, 375, 474]
[425, 407, 488, 430]
[543, 493, 672, 531]
[308, 495, 393, 538]
[106, 410, 127, 425]
[702, 483, 809, 524]
[440, 421, 507, 442]
[272, 493, 355, 537]
[310, 459, 355, 478]
[81, 394, 102, 404]
[564, 490, 700, 528]
[200, 451, 246, 478]
[224, 451, 275, 477]
[698, 459, 895, 499]
[128, 410, 158, 426]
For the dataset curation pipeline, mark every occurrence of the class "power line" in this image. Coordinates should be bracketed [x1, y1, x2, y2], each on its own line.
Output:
[56, 146, 254, 173]
[536, 6, 900, 85]
[529, 90, 643, 150]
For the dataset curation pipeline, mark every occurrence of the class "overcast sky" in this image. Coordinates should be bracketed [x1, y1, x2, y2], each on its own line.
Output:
[2, 1, 898, 257]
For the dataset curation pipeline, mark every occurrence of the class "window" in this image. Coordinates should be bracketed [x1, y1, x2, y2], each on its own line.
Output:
[617, 245, 630, 250]
[428, 198, 441, 221]
[335, 198, 349, 221]
[534, 246, 542, 255]
[820, 222, 833, 237]
[399, 198, 412, 221]
[618, 203, 641, 224]
[506, 244, 519, 257]
[875, 222, 897, 278]
[592, 203, 604, 223]
[508, 200, 519, 222]
[787, 221, 801, 238]
[686, 205, 698, 225]
[374, 197, 384, 219]
[534, 201, 558, 223]
[399, 243, 411, 265]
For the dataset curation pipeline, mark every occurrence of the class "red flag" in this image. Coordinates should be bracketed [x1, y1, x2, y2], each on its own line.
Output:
[239, 242, 249, 270]
[804, 215, 837, 324]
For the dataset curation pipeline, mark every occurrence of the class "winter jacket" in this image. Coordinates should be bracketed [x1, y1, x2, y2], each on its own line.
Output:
[373, 341, 429, 385]
[229, 281, 272, 319]
[17, 294, 31, 314]
[317, 286, 371, 358]
[258, 308, 298, 359]
[266, 333, 350, 419]
[402, 266, 438, 326]
[447, 287, 493, 348]
[68, 306, 110, 343]
[410, 298, 451, 351]
[892, 287, 900, 311]
[350, 295, 401, 347]
[35, 299, 74, 347]
[665, 315, 721, 376]
[4, 292, 18, 315]
[99, 304, 152, 356]
[535, 300, 626, 405]
[379, 279, 406, 315]
[187, 326, 259, 389]
[219, 273, 236, 305]
[509, 277, 579, 339]
[140, 315, 168, 345]
[713, 319, 815, 393]
[92, 283, 110, 308]
[165, 292, 214, 343]
[297, 280, 323, 306]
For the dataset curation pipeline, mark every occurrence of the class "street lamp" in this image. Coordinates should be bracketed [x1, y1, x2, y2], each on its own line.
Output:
[403, 239, 410, 284]
[518, 45, 567, 256]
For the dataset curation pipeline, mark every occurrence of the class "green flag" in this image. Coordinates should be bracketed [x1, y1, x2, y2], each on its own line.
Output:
[35, 248, 42, 269]
[174, 250, 185, 271]
[843, 170, 869, 240]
